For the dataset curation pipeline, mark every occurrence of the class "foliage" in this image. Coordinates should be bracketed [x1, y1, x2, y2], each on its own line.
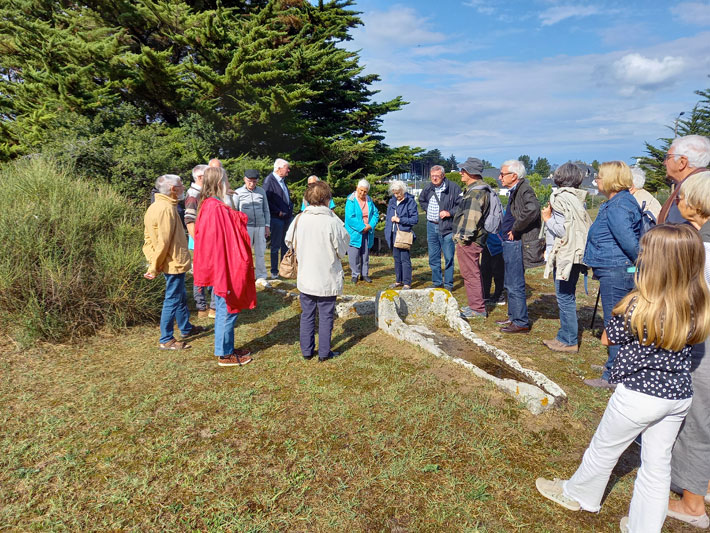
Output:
[0, 0, 413, 200]
[533, 157, 551, 177]
[446, 153, 458, 171]
[637, 84, 710, 192]
[0, 155, 164, 346]
[518, 154, 533, 173]
[484, 177, 499, 189]
[591, 159, 600, 171]
[527, 172, 552, 205]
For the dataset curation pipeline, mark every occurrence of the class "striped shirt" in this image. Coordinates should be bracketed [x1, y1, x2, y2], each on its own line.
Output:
[427, 184, 445, 222]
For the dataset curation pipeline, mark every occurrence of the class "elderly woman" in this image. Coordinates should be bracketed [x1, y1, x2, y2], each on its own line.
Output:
[541, 163, 592, 353]
[345, 179, 379, 284]
[666, 173, 710, 528]
[629, 166, 662, 220]
[193, 166, 257, 367]
[582, 161, 640, 388]
[384, 180, 418, 289]
[286, 181, 350, 361]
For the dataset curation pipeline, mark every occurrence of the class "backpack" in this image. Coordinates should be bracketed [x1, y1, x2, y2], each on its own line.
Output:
[639, 200, 656, 237]
[483, 186, 504, 234]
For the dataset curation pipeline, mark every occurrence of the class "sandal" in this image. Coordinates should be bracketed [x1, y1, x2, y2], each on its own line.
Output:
[159, 339, 192, 350]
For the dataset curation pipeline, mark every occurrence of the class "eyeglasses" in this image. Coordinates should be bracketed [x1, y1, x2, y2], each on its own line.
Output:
[499, 172, 514, 177]
[664, 152, 682, 162]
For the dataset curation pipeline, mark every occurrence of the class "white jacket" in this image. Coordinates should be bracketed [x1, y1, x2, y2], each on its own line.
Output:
[285, 206, 350, 296]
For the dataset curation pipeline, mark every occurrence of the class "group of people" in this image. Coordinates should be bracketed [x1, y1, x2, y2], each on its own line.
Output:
[142, 134, 710, 533]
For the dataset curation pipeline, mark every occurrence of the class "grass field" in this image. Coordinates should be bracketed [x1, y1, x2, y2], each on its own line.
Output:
[1, 225, 698, 531]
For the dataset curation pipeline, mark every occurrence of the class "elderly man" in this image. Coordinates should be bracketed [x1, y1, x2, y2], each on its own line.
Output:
[301, 176, 336, 210]
[184, 164, 215, 318]
[630, 166, 662, 219]
[233, 169, 271, 283]
[453, 157, 490, 319]
[143, 174, 204, 349]
[419, 165, 462, 290]
[496, 160, 544, 333]
[658, 134, 710, 223]
[263, 158, 294, 279]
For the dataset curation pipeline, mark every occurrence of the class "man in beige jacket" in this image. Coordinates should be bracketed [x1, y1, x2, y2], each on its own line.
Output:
[143, 174, 204, 350]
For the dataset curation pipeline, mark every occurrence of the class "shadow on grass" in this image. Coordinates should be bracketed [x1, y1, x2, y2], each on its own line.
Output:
[331, 314, 378, 354]
[601, 444, 642, 506]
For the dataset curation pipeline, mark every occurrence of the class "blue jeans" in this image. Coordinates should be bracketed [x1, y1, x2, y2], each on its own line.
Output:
[502, 240, 529, 327]
[594, 266, 635, 379]
[270, 217, 291, 276]
[393, 247, 412, 286]
[160, 273, 193, 344]
[213, 294, 239, 356]
[554, 265, 582, 346]
[426, 221, 455, 289]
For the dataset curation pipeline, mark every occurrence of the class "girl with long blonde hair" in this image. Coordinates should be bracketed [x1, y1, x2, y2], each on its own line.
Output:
[537, 224, 710, 533]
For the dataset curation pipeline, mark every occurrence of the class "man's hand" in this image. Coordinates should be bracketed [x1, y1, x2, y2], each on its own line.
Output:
[144, 271, 156, 280]
[265, 226, 271, 238]
[439, 210, 450, 219]
[507, 231, 514, 241]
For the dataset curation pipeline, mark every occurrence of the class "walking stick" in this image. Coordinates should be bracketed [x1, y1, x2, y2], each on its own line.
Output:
[590, 289, 601, 329]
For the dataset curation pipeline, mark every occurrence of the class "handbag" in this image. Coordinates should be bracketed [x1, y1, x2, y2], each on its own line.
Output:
[278, 214, 301, 279]
[394, 223, 413, 250]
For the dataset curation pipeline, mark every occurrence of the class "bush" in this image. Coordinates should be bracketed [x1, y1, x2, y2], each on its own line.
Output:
[0, 156, 164, 346]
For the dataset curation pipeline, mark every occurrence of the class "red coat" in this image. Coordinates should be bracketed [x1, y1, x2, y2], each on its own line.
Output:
[193, 197, 257, 313]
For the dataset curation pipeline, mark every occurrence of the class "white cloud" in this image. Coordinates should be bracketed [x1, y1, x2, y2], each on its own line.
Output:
[462, 0, 496, 16]
[349, 6, 446, 50]
[539, 5, 602, 26]
[609, 53, 686, 95]
[671, 2, 710, 26]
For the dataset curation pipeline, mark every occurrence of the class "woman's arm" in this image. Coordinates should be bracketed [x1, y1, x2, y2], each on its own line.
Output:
[607, 206, 639, 262]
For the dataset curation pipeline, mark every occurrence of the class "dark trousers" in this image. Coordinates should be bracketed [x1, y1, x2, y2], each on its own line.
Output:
[481, 246, 504, 300]
[270, 217, 291, 275]
[299, 293, 337, 359]
[393, 247, 412, 285]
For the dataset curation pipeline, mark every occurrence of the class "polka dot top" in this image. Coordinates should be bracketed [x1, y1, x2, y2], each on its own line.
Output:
[607, 313, 693, 400]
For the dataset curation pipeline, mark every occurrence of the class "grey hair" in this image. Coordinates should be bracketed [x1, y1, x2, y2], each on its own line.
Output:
[502, 160, 526, 180]
[552, 162, 584, 188]
[307, 175, 319, 184]
[670, 135, 710, 168]
[192, 164, 208, 180]
[430, 165, 445, 177]
[274, 158, 290, 172]
[630, 166, 646, 189]
[389, 180, 407, 194]
[357, 178, 370, 191]
[155, 174, 182, 195]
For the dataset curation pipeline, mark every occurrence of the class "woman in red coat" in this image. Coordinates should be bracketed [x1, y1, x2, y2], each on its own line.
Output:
[193, 166, 257, 367]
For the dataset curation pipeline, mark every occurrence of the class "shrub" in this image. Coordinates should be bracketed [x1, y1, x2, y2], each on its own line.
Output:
[0, 156, 164, 346]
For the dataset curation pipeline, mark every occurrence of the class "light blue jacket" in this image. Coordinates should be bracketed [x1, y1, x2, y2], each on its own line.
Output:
[345, 192, 378, 249]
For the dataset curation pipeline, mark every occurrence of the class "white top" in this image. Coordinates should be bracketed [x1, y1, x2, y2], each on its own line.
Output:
[285, 206, 350, 297]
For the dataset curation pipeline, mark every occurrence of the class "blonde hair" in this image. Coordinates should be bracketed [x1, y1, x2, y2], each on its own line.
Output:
[614, 225, 710, 351]
[598, 161, 633, 194]
[200, 166, 227, 206]
[681, 173, 710, 218]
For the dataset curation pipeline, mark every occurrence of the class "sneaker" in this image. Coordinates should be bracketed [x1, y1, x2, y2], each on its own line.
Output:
[269, 272, 279, 280]
[583, 378, 616, 390]
[351, 276, 358, 284]
[389, 282, 403, 289]
[542, 338, 578, 353]
[362, 276, 372, 283]
[460, 306, 487, 319]
[402, 285, 411, 290]
[495, 293, 506, 305]
[620, 516, 629, 533]
[255, 278, 270, 287]
[218, 351, 253, 366]
[208, 309, 216, 319]
[535, 478, 580, 511]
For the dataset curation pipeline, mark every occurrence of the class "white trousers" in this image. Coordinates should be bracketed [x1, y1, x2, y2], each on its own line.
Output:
[247, 226, 268, 280]
[564, 384, 691, 533]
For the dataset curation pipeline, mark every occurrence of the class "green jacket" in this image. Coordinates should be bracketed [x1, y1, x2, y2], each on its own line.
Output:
[452, 182, 489, 247]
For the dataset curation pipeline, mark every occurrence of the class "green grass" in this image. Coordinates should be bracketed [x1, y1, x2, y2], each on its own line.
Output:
[2, 202, 694, 532]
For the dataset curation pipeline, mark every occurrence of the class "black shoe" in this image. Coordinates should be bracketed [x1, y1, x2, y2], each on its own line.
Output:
[303, 353, 315, 360]
[318, 351, 340, 362]
[362, 276, 372, 283]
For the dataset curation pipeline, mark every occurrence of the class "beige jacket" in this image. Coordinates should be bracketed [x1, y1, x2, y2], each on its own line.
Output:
[543, 187, 591, 281]
[143, 193, 191, 276]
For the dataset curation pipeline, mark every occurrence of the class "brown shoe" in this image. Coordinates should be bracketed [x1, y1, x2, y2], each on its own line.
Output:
[197, 309, 210, 319]
[182, 325, 207, 339]
[218, 351, 253, 366]
[495, 318, 512, 326]
[500, 323, 530, 334]
[159, 339, 192, 350]
[543, 338, 578, 353]
[208, 309, 216, 319]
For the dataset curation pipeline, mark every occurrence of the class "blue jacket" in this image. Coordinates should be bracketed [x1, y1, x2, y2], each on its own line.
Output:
[583, 189, 640, 268]
[384, 193, 419, 249]
[345, 192, 379, 249]
[262, 172, 294, 220]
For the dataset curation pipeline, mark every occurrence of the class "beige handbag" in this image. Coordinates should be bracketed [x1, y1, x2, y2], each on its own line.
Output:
[394, 223, 413, 250]
[278, 215, 301, 279]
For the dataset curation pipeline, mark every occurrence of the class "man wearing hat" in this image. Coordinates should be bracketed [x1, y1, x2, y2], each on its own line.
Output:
[452, 158, 490, 318]
[233, 169, 271, 284]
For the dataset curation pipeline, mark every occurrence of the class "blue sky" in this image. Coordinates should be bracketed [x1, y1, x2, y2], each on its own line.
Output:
[340, 0, 710, 167]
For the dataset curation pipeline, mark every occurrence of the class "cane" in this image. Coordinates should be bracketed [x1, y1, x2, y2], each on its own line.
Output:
[590, 289, 600, 329]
